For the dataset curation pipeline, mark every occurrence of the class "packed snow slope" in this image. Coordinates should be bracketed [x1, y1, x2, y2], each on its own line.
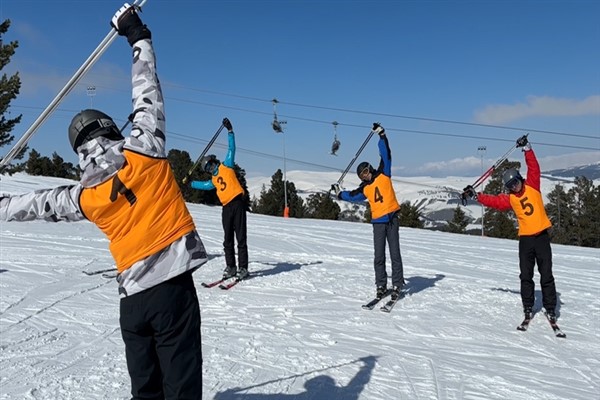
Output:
[1, 173, 599, 400]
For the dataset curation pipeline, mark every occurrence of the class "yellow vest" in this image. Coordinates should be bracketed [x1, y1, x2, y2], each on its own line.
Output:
[212, 164, 244, 206]
[509, 184, 552, 236]
[80, 150, 196, 273]
[363, 174, 400, 220]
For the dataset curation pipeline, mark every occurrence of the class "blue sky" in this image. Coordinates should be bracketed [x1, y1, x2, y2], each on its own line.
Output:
[1, 0, 599, 178]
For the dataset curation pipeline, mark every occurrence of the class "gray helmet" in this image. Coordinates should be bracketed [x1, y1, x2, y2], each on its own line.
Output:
[502, 168, 523, 190]
[356, 161, 373, 179]
[68, 109, 123, 153]
[201, 154, 219, 174]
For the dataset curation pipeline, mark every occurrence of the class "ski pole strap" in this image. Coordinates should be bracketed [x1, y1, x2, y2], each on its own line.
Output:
[182, 122, 225, 184]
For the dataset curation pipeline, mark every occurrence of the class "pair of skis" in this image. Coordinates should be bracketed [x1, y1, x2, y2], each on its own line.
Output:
[517, 312, 566, 338]
[362, 289, 405, 313]
[201, 276, 245, 290]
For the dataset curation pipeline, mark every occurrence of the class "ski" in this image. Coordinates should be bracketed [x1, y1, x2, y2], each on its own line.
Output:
[362, 290, 392, 310]
[219, 279, 240, 290]
[82, 268, 114, 276]
[380, 290, 405, 313]
[201, 278, 228, 288]
[545, 313, 566, 338]
[516, 317, 532, 331]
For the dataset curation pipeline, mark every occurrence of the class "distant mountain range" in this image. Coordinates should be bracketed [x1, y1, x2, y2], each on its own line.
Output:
[247, 165, 600, 230]
[543, 162, 600, 181]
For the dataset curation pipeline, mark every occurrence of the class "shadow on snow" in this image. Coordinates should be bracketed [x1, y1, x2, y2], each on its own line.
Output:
[213, 355, 378, 400]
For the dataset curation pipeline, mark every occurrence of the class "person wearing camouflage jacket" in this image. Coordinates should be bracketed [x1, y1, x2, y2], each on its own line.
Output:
[0, 4, 205, 398]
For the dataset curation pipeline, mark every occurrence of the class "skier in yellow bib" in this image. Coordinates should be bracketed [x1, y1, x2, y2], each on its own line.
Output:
[464, 135, 558, 324]
[191, 118, 249, 281]
[0, 4, 206, 398]
[334, 123, 404, 301]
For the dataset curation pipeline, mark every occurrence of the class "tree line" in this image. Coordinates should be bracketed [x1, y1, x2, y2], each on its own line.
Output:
[1, 19, 598, 248]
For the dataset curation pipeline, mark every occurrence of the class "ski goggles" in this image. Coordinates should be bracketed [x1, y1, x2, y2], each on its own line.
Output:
[359, 167, 371, 180]
[505, 178, 520, 191]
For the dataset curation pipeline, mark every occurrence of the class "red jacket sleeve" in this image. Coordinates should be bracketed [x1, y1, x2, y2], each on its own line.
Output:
[524, 149, 541, 191]
[477, 192, 512, 211]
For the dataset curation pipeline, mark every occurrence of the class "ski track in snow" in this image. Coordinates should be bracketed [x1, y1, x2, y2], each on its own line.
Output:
[1, 183, 599, 399]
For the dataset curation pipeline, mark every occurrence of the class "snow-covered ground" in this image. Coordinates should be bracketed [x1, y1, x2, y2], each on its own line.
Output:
[1, 173, 599, 399]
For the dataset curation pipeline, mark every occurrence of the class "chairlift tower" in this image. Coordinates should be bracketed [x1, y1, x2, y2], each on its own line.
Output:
[477, 146, 487, 236]
[272, 99, 289, 218]
[86, 86, 96, 108]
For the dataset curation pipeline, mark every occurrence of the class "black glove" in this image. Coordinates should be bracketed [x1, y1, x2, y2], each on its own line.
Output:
[463, 185, 477, 200]
[111, 3, 151, 47]
[516, 134, 529, 148]
[223, 118, 233, 132]
[372, 122, 385, 136]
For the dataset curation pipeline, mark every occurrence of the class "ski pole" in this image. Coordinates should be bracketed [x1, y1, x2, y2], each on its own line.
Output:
[332, 125, 377, 190]
[460, 135, 525, 205]
[182, 121, 226, 184]
[0, 0, 149, 169]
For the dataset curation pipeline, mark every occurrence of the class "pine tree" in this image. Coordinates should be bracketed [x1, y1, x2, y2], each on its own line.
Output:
[305, 192, 341, 220]
[25, 149, 51, 176]
[398, 201, 424, 228]
[254, 169, 305, 217]
[545, 183, 575, 245]
[447, 204, 469, 234]
[0, 19, 26, 174]
[338, 203, 364, 222]
[567, 176, 599, 248]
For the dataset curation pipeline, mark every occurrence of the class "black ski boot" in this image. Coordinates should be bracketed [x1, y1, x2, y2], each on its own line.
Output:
[545, 308, 557, 323]
[524, 307, 533, 320]
[237, 268, 249, 280]
[376, 285, 387, 299]
[391, 285, 402, 301]
[223, 266, 237, 279]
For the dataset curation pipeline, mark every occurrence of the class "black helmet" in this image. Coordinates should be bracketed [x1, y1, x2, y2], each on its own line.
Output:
[68, 109, 123, 153]
[502, 168, 523, 190]
[356, 161, 372, 179]
[201, 154, 219, 174]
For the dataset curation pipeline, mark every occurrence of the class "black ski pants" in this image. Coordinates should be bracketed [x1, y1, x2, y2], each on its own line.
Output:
[518, 229, 557, 312]
[120, 271, 203, 400]
[222, 195, 248, 271]
[372, 216, 404, 288]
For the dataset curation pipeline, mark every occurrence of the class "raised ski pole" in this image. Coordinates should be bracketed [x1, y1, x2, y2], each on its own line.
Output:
[181, 120, 226, 184]
[0, 0, 149, 170]
[330, 124, 377, 192]
[460, 135, 526, 205]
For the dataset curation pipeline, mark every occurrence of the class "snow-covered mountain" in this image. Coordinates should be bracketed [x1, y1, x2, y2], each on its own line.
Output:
[544, 162, 600, 181]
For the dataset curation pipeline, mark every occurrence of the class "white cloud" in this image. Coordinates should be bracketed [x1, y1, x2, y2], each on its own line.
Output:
[397, 151, 600, 177]
[538, 151, 600, 170]
[473, 95, 600, 124]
